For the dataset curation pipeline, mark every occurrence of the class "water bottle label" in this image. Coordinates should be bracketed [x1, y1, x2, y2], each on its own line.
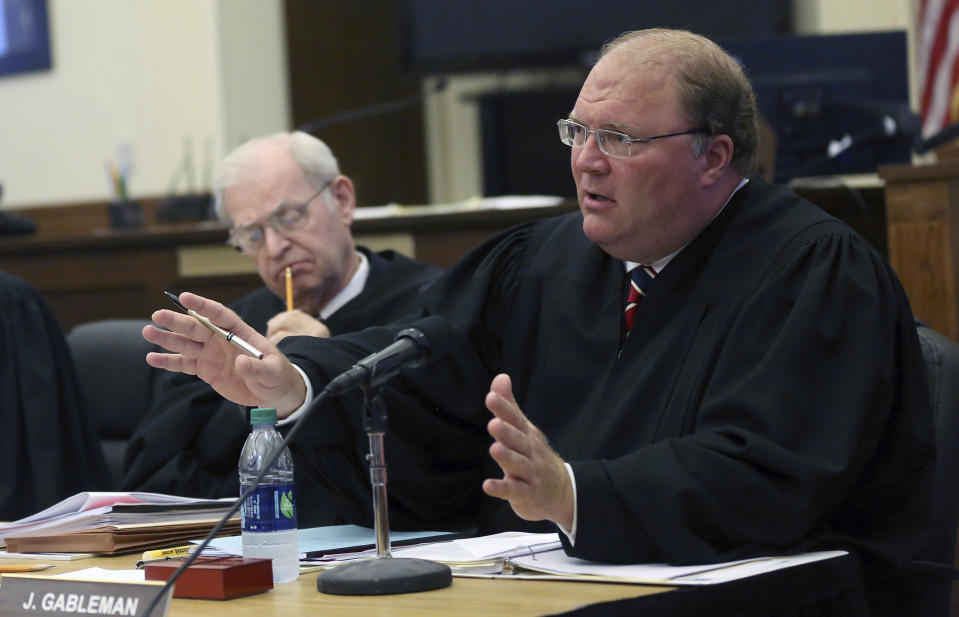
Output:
[241, 484, 297, 532]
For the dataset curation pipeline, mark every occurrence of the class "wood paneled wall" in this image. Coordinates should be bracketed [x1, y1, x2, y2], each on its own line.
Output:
[283, 0, 428, 207]
[881, 162, 959, 341]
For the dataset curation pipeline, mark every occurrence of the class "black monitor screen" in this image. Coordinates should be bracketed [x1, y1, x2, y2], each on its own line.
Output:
[401, 0, 792, 74]
[721, 31, 912, 183]
[0, 0, 51, 78]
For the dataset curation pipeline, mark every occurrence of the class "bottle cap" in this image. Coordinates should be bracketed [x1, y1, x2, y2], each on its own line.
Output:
[250, 407, 278, 425]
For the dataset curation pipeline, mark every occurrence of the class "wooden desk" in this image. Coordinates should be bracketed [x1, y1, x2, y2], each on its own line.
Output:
[0, 202, 577, 332]
[0, 186, 895, 335]
[879, 162, 959, 341]
[0, 555, 668, 617]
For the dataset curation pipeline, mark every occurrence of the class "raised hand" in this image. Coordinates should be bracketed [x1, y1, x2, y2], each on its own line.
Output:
[482, 373, 575, 531]
[142, 292, 307, 418]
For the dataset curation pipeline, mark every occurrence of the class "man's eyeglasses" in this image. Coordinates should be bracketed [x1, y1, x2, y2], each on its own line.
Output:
[557, 119, 708, 159]
[227, 181, 332, 254]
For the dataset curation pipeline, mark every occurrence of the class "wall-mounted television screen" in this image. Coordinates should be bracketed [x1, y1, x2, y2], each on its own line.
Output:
[0, 0, 51, 78]
[400, 0, 792, 74]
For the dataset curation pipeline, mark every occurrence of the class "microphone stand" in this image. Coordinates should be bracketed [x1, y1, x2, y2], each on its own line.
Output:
[297, 79, 447, 134]
[918, 120, 959, 153]
[316, 383, 452, 595]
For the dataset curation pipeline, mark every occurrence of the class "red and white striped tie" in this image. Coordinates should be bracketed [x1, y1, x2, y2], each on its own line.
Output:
[624, 265, 657, 332]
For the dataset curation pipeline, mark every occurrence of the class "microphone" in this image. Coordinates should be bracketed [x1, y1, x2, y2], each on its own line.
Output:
[326, 315, 452, 395]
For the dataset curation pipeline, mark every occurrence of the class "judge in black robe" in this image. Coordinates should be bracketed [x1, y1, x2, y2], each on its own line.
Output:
[142, 30, 935, 615]
[0, 271, 109, 520]
[279, 177, 933, 613]
[121, 247, 440, 522]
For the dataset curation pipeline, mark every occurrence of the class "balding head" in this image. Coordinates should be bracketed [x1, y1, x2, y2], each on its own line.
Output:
[213, 131, 341, 226]
[600, 29, 758, 175]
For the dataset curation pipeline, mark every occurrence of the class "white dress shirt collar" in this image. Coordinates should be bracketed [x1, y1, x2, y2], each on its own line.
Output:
[319, 250, 369, 320]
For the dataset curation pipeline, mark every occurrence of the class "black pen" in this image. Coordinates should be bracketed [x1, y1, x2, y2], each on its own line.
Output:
[164, 291, 264, 359]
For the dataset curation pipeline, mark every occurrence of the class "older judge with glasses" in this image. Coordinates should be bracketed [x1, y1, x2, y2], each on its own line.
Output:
[122, 132, 442, 526]
[143, 30, 935, 616]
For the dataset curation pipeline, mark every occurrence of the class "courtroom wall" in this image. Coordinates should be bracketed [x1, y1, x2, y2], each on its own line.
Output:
[0, 0, 289, 209]
[0, 0, 918, 209]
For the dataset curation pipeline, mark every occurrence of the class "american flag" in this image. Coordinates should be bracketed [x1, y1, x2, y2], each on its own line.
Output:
[918, 0, 959, 136]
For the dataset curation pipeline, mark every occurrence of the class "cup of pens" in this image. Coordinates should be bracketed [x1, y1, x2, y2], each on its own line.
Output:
[106, 152, 143, 228]
[108, 200, 144, 228]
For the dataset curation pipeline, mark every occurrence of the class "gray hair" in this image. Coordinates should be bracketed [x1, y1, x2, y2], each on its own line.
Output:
[600, 29, 758, 174]
[212, 131, 340, 225]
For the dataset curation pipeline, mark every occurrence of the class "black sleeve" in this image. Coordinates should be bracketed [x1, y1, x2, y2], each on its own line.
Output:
[0, 272, 110, 519]
[121, 369, 248, 498]
[120, 289, 281, 498]
[280, 222, 543, 530]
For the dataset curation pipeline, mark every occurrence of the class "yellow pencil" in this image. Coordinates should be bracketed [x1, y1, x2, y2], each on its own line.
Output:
[0, 563, 53, 573]
[140, 545, 193, 561]
[285, 266, 294, 311]
[135, 544, 195, 568]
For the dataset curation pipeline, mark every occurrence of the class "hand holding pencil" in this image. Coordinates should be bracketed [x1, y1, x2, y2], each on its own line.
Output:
[265, 310, 331, 344]
[264, 265, 332, 343]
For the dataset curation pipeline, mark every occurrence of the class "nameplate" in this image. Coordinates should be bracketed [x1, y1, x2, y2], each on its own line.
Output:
[0, 574, 171, 617]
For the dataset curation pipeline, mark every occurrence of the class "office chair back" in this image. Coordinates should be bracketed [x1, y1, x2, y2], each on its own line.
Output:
[66, 319, 156, 489]
[913, 322, 959, 616]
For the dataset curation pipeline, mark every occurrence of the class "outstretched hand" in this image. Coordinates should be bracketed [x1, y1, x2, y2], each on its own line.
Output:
[482, 373, 574, 531]
[142, 292, 307, 418]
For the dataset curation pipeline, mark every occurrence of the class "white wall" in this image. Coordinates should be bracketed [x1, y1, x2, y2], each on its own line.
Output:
[215, 0, 289, 152]
[793, 0, 916, 33]
[0, 0, 289, 208]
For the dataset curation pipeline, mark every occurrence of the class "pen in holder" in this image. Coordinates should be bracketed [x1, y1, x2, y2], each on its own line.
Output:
[105, 153, 141, 228]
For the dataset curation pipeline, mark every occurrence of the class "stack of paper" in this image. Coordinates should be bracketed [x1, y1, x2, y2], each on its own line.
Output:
[0, 492, 239, 555]
[352, 195, 567, 220]
[391, 531, 560, 564]
[376, 531, 562, 573]
[322, 529, 847, 585]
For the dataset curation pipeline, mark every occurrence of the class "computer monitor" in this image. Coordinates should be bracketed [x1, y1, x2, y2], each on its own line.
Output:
[0, 0, 51, 77]
[400, 0, 791, 74]
[720, 31, 914, 183]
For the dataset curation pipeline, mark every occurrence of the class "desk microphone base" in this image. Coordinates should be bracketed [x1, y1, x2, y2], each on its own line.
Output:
[316, 557, 452, 595]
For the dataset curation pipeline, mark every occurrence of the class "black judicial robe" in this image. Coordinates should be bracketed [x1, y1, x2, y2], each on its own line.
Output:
[0, 271, 109, 520]
[120, 248, 441, 515]
[280, 178, 933, 609]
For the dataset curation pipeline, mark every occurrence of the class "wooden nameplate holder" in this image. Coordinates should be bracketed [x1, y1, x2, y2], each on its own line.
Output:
[144, 556, 274, 600]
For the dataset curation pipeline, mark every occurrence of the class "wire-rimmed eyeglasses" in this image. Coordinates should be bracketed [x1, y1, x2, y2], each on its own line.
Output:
[557, 119, 708, 159]
[227, 180, 332, 254]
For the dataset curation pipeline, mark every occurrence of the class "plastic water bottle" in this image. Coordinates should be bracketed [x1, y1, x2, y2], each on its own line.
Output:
[239, 407, 299, 583]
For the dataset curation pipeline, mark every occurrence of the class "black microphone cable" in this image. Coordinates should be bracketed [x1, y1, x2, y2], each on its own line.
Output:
[140, 385, 334, 616]
[296, 78, 448, 134]
[141, 316, 450, 614]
